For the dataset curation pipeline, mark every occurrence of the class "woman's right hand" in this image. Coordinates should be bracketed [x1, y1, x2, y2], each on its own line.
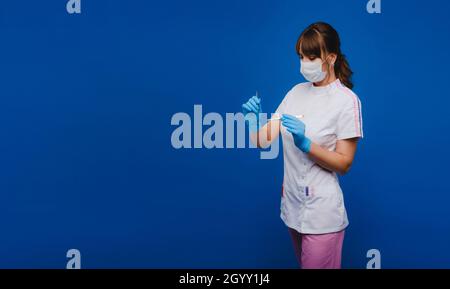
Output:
[242, 95, 262, 115]
[242, 95, 281, 147]
[242, 95, 262, 133]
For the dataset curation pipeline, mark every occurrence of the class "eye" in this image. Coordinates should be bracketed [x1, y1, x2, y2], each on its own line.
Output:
[308, 56, 317, 61]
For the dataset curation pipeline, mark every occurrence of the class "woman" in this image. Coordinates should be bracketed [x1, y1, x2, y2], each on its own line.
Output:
[242, 22, 364, 269]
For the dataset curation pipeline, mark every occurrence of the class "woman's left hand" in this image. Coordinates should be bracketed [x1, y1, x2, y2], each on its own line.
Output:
[281, 114, 312, 153]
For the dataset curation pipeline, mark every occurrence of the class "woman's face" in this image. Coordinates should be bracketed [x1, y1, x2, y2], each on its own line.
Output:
[299, 52, 336, 73]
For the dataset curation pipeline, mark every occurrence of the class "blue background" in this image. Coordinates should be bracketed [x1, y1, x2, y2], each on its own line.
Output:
[0, 0, 449, 268]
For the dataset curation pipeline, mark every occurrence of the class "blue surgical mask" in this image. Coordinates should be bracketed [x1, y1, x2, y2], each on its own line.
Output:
[300, 58, 327, 83]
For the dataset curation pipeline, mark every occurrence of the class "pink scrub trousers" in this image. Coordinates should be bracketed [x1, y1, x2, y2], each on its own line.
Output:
[288, 227, 345, 269]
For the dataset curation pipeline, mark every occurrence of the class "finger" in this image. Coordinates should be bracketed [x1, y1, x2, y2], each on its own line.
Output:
[282, 114, 302, 123]
[282, 119, 298, 125]
[282, 120, 298, 128]
[282, 122, 296, 130]
[246, 101, 259, 113]
[251, 96, 261, 104]
[282, 117, 297, 124]
[242, 103, 252, 113]
[283, 118, 303, 128]
[281, 118, 296, 125]
[282, 114, 296, 120]
[248, 98, 260, 110]
[286, 128, 296, 135]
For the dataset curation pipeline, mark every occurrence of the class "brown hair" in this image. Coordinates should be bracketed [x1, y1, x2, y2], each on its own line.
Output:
[296, 22, 353, 89]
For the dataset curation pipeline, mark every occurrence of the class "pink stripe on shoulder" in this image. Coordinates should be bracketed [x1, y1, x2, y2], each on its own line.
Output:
[337, 81, 362, 137]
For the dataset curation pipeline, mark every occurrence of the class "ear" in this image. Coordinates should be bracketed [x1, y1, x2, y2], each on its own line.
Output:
[327, 53, 338, 66]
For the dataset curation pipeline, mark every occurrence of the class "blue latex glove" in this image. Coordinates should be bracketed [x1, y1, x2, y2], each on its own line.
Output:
[281, 114, 312, 153]
[242, 95, 262, 132]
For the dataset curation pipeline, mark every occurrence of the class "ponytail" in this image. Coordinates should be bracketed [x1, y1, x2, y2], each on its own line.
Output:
[335, 53, 353, 89]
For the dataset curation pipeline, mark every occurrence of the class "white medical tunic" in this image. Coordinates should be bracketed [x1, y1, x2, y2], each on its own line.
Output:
[276, 79, 364, 234]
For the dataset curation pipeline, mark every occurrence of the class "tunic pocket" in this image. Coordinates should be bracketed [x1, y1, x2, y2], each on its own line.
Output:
[280, 183, 307, 227]
[303, 183, 346, 232]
